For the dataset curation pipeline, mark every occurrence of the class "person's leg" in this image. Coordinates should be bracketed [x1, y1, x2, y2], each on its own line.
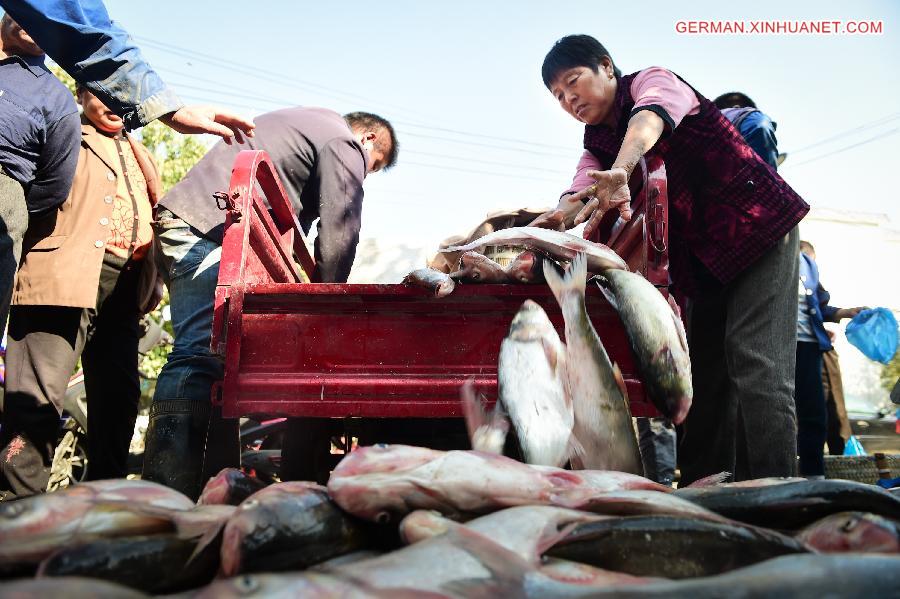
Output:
[637, 417, 676, 486]
[678, 290, 736, 486]
[0, 306, 86, 497]
[725, 227, 799, 480]
[141, 209, 227, 499]
[795, 342, 827, 476]
[82, 256, 142, 480]
[823, 360, 845, 456]
[0, 171, 28, 326]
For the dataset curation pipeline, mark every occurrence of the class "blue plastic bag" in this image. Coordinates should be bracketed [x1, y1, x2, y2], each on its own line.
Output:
[845, 308, 899, 364]
[843, 435, 867, 456]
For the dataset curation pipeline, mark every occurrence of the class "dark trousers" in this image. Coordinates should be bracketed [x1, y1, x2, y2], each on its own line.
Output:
[795, 341, 827, 475]
[0, 255, 142, 497]
[825, 398, 846, 456]
[0, 170, 29, 327]
[678, 228, 800, 485]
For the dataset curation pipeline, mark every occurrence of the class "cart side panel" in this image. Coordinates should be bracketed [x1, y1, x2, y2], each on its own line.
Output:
[219, 283, 658, 418]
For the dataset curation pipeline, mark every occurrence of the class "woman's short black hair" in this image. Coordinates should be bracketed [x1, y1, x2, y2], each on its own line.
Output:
[542, 35, 621, 89]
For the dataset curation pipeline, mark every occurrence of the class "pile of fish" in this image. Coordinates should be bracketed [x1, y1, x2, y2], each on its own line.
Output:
[2, 457, 899, 597]
[404, 226, 691, 436]
[403, 226, 628, 296]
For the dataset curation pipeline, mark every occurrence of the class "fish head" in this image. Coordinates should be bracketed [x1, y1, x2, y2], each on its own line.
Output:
[0, 492, 86, 542]
[452, 252, 507, 283]
[198, 468, 241, 505]
[799, 512, 900, 553]
[506, 251, 543, 283]
[649, 346, 693, 425]
[508, 300, 556, 342]
[195, 572, 356, 598]
[327, 445, 449, 524]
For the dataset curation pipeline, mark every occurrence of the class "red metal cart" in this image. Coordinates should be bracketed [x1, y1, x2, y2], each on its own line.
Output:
[209, 150, 668, 466]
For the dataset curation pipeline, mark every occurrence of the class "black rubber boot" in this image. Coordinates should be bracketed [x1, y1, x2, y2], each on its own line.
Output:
[141, 399, 211, 500]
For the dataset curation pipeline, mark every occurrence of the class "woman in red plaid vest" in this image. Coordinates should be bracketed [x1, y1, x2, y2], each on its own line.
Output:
[533, 35, 809, 485]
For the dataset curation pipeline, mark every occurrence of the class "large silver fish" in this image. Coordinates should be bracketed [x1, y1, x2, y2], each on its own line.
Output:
[326, 444, 669, 523]
[544, 253, 643, 474]
[0, 480, 194, 570]
[441, 226, 627, 272]
[498, 299, 579, 467]
[597, 268, 693, 424]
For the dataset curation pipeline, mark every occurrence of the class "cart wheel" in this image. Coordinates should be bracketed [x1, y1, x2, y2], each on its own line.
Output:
[279, 418, 334, 484]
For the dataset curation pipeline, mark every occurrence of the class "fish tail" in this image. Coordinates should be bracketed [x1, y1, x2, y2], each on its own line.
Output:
[543, 252, 587, 305]
[685, 471, 733, 487]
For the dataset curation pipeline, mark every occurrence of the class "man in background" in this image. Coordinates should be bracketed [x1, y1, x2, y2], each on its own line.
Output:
[714, 92, 780, 170]
[0, 13, 80, 327]
[0, 86, 162, 498]
[142, 107, 399, 499]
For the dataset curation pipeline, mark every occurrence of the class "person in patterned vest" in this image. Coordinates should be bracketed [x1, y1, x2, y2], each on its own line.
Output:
[0, 86, 163, 499]
[532, 35, 809, 485]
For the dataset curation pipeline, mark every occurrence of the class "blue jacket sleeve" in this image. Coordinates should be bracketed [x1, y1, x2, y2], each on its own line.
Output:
[817, 283, 840, 322]
[0, 0, 183, 130]
[739, 111, 779, 170]
[27, 111, 81, 214]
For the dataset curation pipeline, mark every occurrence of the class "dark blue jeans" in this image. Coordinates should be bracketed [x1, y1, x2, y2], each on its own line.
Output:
[152, 208, 222, 408]
[795, 341, 826, 476]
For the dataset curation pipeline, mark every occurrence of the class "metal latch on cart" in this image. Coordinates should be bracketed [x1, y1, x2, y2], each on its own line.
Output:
[213, 190, 243, 221]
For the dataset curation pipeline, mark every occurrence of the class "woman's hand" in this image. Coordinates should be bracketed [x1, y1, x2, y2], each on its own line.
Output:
[835, 306, 868, 321]
[530, 168, 632, 235]
[572, 167, 632, 238]
[529, 194, 588, 231]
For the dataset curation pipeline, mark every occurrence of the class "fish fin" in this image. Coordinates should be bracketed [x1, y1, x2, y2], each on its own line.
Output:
[548, 489, 593, 509]
[541, 337, 559, 372]
[565, 434, 586, 463]
[543, 252, 587, 305]
[666, 293, 683, 319]
[612, 363, 630, 406]
[686, 471, 733, 487]
[490, 401, 511, 437]
[187, 522, 225, 566]
[461, 379, 487, 447]
[668, 299, 689, 353]
[594, 276, 619, 311]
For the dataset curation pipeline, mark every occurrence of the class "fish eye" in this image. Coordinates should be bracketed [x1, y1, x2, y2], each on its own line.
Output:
[0, 502, 29, 518]
[375, 511, 391, 524]
[241, 499, 259, 510]
[841, 517, 860, 532]
[236, 575, 260, 593]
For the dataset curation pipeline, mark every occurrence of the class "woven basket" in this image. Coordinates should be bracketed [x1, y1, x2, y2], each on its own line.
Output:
[824, 455, 900, 484]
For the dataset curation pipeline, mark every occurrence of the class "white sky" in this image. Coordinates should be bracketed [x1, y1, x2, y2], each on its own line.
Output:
[107, 0, 900, 247]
